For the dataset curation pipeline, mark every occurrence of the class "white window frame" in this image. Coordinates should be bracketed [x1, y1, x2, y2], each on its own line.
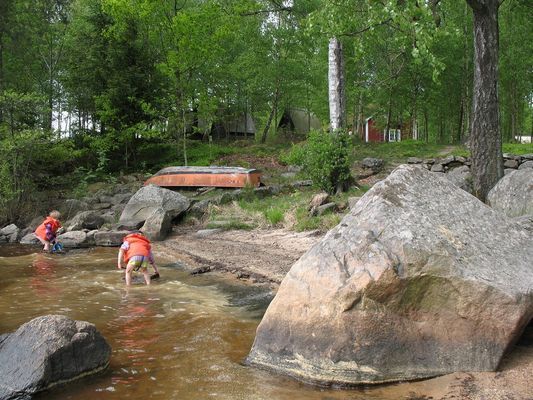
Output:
[387, 129, 401, 142]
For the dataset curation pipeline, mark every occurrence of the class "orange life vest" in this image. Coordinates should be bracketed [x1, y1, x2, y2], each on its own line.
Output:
[35, 217, 62, 241]
[122, 233, 151, 263]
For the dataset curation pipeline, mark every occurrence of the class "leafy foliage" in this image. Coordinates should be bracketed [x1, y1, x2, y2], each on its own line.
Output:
[285, 130, 353, 194]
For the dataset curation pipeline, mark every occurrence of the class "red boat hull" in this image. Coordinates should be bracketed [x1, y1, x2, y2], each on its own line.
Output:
[144, 167, 261, 188]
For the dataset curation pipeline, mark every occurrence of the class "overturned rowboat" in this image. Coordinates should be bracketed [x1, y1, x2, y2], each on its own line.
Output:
[144, 166, 262, 188]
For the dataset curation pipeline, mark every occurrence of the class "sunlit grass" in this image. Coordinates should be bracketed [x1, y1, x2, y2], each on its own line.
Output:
[503, 142, 533, 155]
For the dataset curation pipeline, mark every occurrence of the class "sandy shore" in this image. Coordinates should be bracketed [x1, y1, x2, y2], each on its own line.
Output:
[155, 227, 533, 400]
[155, 227, 323, 285]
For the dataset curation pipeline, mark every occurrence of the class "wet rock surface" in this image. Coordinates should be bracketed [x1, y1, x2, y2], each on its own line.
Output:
[0, 315, 111, 400]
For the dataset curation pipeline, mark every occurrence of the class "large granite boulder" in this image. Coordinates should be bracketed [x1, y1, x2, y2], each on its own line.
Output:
[119, 185, 189, 240]
[487, 169, 533, 218]
[247, 165, 533, 385]
[0, 315, 111, 399]
[65, 211, 105, 231]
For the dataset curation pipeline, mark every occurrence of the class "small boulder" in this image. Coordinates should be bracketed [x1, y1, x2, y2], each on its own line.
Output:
[430, 163, 444, 172]
[487, 169, 533, 218]
[360, 157, 383, 171]
[503, 159, 519, 169]
[94, 230, 130, 247]
[309, 193, 330, 210]
[0, 315, 110, 399]
[0, 224, 20, 243]
[20, 233, 40, 245]
[445, 165, 473, 194]
[57, 231, 89, 248]
[86, 230, 98, 245]
[518, 160, 533, 170]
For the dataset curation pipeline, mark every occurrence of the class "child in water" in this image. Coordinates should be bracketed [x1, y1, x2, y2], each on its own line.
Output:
[34, 211, 62, 252]
[117, 231, 160, 286]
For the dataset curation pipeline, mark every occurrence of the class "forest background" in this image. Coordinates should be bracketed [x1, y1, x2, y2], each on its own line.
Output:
[0, 0, 531, 225]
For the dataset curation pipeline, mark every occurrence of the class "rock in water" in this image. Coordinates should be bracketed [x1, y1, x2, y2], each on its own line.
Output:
[0, 315, 111, 399]
[246, 165, 533, 385]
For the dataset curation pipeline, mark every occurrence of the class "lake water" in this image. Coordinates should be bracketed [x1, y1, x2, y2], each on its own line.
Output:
[0, 244, 458, 399]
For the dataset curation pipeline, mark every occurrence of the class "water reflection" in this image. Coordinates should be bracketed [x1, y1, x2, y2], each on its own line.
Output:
[30, 253, 61, 297]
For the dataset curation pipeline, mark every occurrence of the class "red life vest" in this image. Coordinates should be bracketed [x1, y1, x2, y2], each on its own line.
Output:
[35, 217, 62, 241]
[122, 233, 151, 263]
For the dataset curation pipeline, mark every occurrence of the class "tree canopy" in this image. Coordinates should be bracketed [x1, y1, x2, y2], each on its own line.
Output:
[0, 0, 531, 217]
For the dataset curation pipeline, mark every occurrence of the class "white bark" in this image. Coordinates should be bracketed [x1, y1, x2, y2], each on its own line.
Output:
[328, 38, 345, 131]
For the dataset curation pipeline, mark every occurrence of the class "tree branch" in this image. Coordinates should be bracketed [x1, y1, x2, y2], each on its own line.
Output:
[239, 7, 292, 17]
[338, 18, 392, 38]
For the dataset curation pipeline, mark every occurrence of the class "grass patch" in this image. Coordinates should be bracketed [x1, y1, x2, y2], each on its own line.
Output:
[503, 142, 533, 155]
[264, 207, 285, 225]
[206, 219, 254, 230]
[293, 206, 342, 232]
[351, 140, 463, 161]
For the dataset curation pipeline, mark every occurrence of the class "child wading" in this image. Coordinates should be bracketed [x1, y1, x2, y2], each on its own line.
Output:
[118, 231, 160, 285]
[34, 211, 62, 252]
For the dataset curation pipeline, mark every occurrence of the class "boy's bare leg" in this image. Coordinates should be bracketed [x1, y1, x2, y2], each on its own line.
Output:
[125, 263, 135, 286]
[143, 270, 151, 285]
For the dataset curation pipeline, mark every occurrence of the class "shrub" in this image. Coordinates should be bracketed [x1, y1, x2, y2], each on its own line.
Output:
[284, 130, 352, 194]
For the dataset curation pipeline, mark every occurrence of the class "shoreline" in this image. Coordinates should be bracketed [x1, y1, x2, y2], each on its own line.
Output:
[154, 226, 533, 400]
[154, 226, 323, 287]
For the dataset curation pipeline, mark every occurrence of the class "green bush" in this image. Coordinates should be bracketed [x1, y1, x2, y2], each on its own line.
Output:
[284, 130, 352, 194]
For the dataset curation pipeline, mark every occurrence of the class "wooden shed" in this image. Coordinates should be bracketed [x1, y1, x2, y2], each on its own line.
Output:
[363, 117, 402, 143]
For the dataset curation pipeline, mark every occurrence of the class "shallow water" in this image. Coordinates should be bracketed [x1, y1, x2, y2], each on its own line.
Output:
[0, 245, 452, 399]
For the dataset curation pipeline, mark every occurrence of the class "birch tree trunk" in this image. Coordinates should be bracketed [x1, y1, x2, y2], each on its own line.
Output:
[328, 38, 345, 132]
[465, 0, 503, 201]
